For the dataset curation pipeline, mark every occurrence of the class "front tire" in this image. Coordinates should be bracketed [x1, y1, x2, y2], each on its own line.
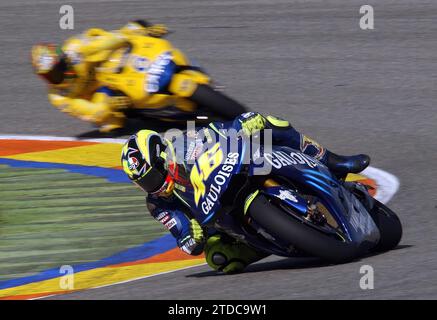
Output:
[368, 200, 402, 252]
[248, 195, 361, 263]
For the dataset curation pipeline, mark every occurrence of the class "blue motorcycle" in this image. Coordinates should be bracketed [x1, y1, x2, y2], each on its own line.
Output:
[171, 130, 402, 263]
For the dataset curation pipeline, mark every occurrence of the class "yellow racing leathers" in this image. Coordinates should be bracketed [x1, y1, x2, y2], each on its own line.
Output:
[46, 23, 169, 132]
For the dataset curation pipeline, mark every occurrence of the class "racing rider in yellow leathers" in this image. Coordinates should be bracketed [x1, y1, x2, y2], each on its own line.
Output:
[31, 20, 169, 132]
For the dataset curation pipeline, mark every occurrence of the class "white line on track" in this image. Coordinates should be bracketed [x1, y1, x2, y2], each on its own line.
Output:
[361, 166, 400, 204]
[1, 134, 400, 299]
[0, 134, 126, 144]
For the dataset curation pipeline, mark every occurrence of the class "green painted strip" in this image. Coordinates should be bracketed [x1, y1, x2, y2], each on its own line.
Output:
[0, 165, 167, 281]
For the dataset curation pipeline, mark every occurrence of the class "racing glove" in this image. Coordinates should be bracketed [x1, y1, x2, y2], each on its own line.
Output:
[146, 24, 169, 37]
[179, 219, 205, 255]
[189, 219, 204, 244]
[239, 112, 267, 136]
[120, 21, 169, 38]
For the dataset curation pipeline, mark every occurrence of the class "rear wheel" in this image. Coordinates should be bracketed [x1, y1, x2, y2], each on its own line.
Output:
[189, 84, 247, 120]
[248, 195, 361, 263]
[368, 200, 402, 252]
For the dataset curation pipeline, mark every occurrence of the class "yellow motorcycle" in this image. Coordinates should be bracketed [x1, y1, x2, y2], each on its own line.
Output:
[94, 33, 247, 125]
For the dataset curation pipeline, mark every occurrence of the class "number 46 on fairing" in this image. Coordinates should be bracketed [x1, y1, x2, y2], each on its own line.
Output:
[190, 143, 223, 206]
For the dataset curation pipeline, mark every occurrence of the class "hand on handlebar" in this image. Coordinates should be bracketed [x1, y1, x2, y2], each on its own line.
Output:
[239, 112, 267, 136]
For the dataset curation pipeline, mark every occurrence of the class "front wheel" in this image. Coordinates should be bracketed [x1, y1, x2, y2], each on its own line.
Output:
[248, 195, 361, 264]
[368, 200, 402, 252]
[189, 84, 248, 120]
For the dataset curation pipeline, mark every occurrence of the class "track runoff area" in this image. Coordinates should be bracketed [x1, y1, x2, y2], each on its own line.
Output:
[0, 134, 399, 300]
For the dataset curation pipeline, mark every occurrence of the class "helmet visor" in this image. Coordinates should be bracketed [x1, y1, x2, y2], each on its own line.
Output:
[38, 59, 68, 84]
[134, 165, 167, 193]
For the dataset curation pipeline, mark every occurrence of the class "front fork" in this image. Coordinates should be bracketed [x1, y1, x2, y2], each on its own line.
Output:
[343, 181, 376, 212]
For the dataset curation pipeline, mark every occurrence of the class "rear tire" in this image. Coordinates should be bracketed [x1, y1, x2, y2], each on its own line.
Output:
[248, 195, 361, 263]
[189, 84, 248, 120]
[368, 200, 402, 252]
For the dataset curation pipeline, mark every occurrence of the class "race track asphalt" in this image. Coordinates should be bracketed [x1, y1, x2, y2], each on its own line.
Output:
[0, 0, 436, 299]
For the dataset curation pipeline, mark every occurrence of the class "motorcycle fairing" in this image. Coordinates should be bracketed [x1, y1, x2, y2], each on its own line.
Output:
[260, 186, 308, 216]
[145, 51, 177, 94]
[265, 145, 380, 245]
[172, 132, 379, 251]
[171, 135, 246, 226]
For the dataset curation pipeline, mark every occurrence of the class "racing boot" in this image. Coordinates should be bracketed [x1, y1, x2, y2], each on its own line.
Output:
[291, 133, 370, 178]
[204, 234, 267, 274]
[325, 152, 370, 178]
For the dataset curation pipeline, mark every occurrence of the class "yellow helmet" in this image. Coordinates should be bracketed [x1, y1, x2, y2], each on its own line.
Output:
[121, 130, 170, 194]
[31, 43, 76, 84]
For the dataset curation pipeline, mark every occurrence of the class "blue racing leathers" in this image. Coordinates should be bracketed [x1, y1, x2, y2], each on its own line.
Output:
[144, 112, 329, 257]
[146, 193, 204, 255]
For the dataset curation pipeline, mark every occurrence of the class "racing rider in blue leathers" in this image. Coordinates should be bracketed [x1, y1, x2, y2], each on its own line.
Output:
[121, 112, 370, 273]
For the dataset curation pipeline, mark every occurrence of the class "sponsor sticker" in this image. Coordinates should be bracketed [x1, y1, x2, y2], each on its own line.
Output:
[128, 157, 139, 170]
[278, 189, 298, 203]
[145, 51, 172, 93]
[164, 218, 177, 230]
[198, 152, 239, 215]
[265, 151, 318, 169]
[301, 135, 325, 160]
[156, 212, 170, 224]
[131, 55, 150, 73]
